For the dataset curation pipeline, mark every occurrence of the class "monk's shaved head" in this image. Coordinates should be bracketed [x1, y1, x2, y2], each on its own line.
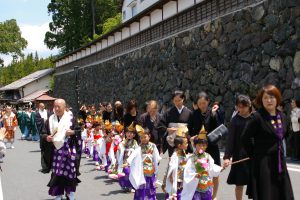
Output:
[54, 99, 66, 117]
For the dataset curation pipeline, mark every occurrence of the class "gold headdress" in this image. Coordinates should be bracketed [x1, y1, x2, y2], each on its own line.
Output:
[198, 125, 207, 140]
[95, 115, 103, 123]
[135, 124, 145, 137]
[176, 126, 188, 138]
[105, 120, 113, 130]
[127, 122, 135, 132]
[115, 120, 124, 133]
[77, 118, 84, 125]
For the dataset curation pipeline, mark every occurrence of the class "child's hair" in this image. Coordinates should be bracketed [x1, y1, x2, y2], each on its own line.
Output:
[193, 138, 208, 145]
[174, 136, 186, 148]
[92, 122, 101, 128]
[143, 127, 151, 136]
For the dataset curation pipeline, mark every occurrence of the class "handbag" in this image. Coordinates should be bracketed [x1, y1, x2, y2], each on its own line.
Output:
[207, 124, 228, 143]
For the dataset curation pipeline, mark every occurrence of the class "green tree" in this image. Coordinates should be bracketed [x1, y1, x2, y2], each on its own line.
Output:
[101, 13, 121, 35]
[0, 54, 54, 86]
[0, 19, 27, 66]
[45, 0, 120, 55]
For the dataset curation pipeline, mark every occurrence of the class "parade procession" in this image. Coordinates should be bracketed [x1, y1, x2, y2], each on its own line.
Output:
[2, 86, 296, 200]
[0, 0, 300, 199]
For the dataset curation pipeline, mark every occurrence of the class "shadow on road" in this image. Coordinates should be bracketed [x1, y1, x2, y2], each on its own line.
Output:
[156, 193, 165, 200]
[29, 150, 41, 153]
[100, 189, 128, 196]
[94, 175, 108, 180]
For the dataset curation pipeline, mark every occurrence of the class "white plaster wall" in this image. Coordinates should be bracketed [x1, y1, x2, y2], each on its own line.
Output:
[85, 48, 91, 56]
[150, 9, 163, 25]
[108, 36, 115, 46]
[140, 16, 150, 31]
[139, 0, 159, 13]
[77, 52, 81, 59]
[102, 39, 108, 48]
[163, 1, 177, 19]
[196, 0, 205, 3]
[130, 22, 140, 35]
[96, 42, 102, 51]
[115, 32, 122, 42]
[82, 50, 87, 57]
[122, 27, 130, 39]
[72, 54, 77, 61]
[23, 75, 52, 97]
[122, 0, 159, 22]
[178, 0, 194, 12]
[91, 45, 96, 53]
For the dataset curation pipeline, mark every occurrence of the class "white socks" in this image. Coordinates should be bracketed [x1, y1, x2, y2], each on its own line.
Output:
[68, 192, 75, 200]
[54, 195, 62, 200]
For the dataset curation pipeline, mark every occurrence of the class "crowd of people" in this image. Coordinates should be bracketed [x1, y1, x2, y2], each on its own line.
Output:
[0, 84, 298, 200]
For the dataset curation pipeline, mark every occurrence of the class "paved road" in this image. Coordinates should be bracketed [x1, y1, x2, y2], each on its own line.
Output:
[1, 131, 300, 200]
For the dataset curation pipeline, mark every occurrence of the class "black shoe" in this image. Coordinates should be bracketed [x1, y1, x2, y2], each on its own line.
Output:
[39, 169, 50, 174]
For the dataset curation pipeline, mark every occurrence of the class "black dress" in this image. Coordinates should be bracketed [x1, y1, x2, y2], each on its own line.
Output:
[158, 106, 192, 156]
[189, 108, 222, 166]
[124, 113, 138, 128]
[241, 109, 294, 200]
[224, 114, 250, 185]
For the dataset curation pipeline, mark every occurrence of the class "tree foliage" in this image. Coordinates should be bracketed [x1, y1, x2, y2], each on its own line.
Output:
[0, 19, 27, 66]
[102, 13, 121, 35]
[44, 0, 121, 55]
[0, 52, 54, 86]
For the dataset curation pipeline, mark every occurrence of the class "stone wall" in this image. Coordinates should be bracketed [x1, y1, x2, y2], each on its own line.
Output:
[54, 0, 300, 121]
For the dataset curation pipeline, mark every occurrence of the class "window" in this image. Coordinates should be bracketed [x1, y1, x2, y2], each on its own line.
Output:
[132, 5, 137, 17]
[123, 11, 126, 20]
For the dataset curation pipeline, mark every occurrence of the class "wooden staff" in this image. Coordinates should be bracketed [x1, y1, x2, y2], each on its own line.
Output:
[230, 157, 250, 165]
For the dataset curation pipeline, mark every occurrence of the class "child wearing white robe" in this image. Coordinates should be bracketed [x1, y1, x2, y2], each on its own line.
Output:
[126, 125, 161, 200]
[165, 135, 189, 200]
[181, 126, 222, 200]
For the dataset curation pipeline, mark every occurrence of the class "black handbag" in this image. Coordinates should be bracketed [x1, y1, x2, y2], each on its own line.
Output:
[207, 124, 228, 143]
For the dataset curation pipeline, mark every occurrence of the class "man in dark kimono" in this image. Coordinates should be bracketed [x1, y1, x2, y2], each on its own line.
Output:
[41, 99, 81, 200]
[36, 103, 52, 173]
[158, 91, 193, 157]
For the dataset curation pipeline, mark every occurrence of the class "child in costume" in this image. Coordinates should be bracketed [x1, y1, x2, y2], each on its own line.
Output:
[98, 120, 114, 172]
[117, 122, 139, 192]
[164, 126, 189, 200]
[84, 123, 93, 158]
[181, 126, 222, 200]
[92, 122, 103, 166]
[107, 121, 124, 179]
[2, 106, 18, 149]
[78, 118, 87, 154]
[126, 125, 161, 200]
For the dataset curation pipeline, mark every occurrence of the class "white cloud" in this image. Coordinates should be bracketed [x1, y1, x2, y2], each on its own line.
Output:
[20, 22, 58, 54]
[1, 22, 59, 66]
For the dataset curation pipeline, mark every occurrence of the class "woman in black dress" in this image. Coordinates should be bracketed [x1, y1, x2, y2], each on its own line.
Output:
[223, 95, 252, 200]
[189, 91, 223, 200]
[123, 99, 138, 128]
[241, 85, 294, 200]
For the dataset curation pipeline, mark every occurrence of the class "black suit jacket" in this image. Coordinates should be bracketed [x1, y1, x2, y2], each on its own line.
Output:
[138, 112, 162, 146]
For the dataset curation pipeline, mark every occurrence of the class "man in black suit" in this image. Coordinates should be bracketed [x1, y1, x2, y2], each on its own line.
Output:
[35, 103, 52, 173]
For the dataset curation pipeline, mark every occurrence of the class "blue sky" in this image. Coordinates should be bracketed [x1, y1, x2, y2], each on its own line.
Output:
[0, 0, 58, 65]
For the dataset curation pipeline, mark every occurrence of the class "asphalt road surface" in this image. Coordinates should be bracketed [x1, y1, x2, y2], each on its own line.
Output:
[1, 131, 300, 200]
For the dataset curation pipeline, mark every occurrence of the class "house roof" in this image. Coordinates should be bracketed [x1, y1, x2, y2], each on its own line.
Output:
[36, 94, 57, 101]
[18, 89, 51, 102]
[0, 68, 54, 91]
